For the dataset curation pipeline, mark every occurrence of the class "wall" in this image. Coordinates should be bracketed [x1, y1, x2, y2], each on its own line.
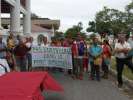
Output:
[32, 32, 52, 45]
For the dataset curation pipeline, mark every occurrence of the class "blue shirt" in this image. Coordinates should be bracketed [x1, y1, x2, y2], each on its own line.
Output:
[89, 44, 102, 62]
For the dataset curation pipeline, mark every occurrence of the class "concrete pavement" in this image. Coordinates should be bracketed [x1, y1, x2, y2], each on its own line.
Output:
[43, 72, 131, 100]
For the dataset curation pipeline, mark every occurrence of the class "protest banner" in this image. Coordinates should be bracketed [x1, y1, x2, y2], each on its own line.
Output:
[32, 46, 73, 69]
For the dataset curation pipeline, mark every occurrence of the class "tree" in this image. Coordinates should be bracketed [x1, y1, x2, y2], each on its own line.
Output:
[86, 21, 96, 32]
[96, 7, 128, 35]
[65, 22, 86, 39]
[87, 7, 128, 36]
[125, 1, 133, 34]
[52, 31, 64, 41]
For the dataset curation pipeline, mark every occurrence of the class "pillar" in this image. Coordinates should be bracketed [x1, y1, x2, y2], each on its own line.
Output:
[10, 0, 20, 34]
[23, 0, 31, 35]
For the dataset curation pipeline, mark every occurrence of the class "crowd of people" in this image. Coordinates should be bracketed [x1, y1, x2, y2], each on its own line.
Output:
[0, 33, 33, 72]
[57, 32, 133, 88]
[0, 32, 133, 88]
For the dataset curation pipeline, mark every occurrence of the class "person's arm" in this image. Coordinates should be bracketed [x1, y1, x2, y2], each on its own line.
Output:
[95, 46, 102, 58]
[123, 43, 131, 54]
[114, 43, 123, 53]
[88, 46, 94, 57]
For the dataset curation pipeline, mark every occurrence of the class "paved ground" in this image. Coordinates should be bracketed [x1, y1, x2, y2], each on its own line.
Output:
[43, 72, 132, 100]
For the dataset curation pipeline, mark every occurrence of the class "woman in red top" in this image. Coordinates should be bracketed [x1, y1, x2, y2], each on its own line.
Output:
[102, 40, 112, 79]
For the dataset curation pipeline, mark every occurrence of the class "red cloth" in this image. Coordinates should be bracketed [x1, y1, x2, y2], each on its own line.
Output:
[71, 41, 78, 57]
[0, 72, 63, 100]
[14, 44, 29, 57]
[102, 45, 111, 58]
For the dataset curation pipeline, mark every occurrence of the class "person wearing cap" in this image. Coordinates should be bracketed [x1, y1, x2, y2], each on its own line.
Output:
[89, 35, 102, 81]
[115, 33, 133, 88]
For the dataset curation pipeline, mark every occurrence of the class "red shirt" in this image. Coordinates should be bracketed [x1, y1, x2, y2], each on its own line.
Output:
[102, 45, 111, 58]
[71, 41, 78, 57]
[14, 44, 29, 57]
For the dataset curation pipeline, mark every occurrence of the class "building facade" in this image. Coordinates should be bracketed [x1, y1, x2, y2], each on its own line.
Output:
[1, 0, 31, 35]
[1, 0, 60, 45]
[2, 18, 60, 44]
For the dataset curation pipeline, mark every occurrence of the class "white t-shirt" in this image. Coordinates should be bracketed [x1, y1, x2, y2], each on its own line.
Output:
[26, 42, 32, 48]
[115, 42, 131, 58]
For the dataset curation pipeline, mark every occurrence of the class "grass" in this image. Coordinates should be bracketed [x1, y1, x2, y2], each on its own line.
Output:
[111, 57, 133, 81]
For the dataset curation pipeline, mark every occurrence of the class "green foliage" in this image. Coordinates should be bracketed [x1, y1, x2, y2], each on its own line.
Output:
[86, 5, 132, 36]
[51, 31, 64, 41]
[96, 7, 128, 35]
[125, 1, 133, 33]
[86, 21, 96, 32]
[64, 22, 86, 39]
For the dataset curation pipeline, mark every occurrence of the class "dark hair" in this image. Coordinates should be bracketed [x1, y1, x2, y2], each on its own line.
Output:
[103, 40, 109, 45]
[103, 40, 112, 50]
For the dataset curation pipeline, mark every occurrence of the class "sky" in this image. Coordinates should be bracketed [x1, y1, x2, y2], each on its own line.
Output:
[31, 0, 132, 32]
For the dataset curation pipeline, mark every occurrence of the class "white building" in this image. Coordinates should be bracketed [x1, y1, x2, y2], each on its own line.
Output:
[1, 0, 31, 35]
[2, 18, 60, 44]
[1, 0, 60, 45]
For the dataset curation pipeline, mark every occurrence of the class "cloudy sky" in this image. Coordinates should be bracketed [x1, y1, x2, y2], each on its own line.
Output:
[31, 0, 131, 32]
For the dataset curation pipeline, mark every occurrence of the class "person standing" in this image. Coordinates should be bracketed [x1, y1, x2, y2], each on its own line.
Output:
[6, 33, 16, 71]
[89, 36, 102, 81]
[0, 33, 10, 72]
[115, 33, 133, 88]
[102, 40, 112, 79]
[62, 38, 72, 74]
[83, 40, 88, 72]
[71, 33, 85, 80]
[25, 37, 33, 71]
[14, 37, 30, 72]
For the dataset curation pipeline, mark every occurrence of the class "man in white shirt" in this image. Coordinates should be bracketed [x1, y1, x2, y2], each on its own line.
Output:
[115, 34, 133, 88]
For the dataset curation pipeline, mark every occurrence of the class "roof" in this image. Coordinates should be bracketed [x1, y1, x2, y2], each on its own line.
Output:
[31, 24, 53, 33]
[2, 18, 60, 30]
